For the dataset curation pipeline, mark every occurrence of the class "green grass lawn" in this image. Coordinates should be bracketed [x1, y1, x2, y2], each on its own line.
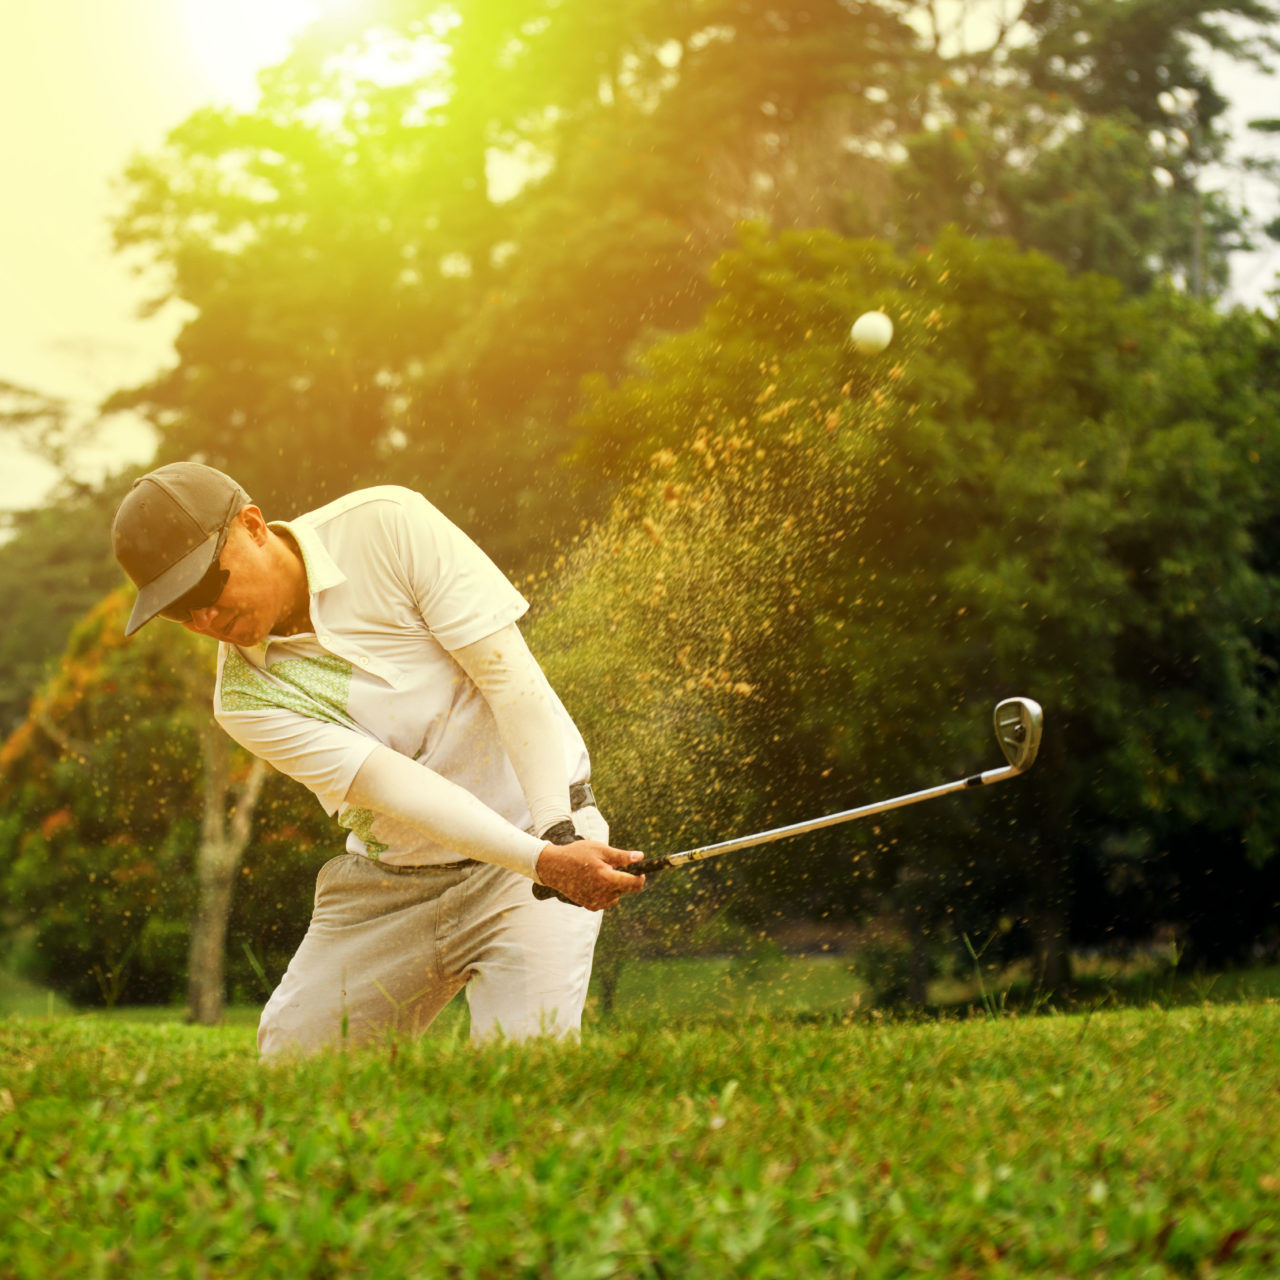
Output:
[600, 952, 1280, 1025]
[0, 968, 75, 1019]
[8, 949, 1276, 1028]
[3, 995, 1278, 1277]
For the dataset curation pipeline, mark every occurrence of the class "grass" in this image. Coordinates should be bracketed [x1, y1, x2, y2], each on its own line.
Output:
[0, 969, 74, 1019]
[3, 990, 1279, 1276]
[6, 952, 1278, 1033]
[601, 952, 1280, 1024]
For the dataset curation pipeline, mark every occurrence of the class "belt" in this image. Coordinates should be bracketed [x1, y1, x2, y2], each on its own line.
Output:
[569, 780, 596, 812]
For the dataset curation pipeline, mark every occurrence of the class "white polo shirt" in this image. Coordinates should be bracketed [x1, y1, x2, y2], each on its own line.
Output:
[212, 486, 589, 866]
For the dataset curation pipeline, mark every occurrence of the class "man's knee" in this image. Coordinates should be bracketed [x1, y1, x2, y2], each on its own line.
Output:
[257, 990, 349, 1059]
[257, 997, 305, 1060]
[469, 999, 582, 1044]
[258, 1011, 292, 1061]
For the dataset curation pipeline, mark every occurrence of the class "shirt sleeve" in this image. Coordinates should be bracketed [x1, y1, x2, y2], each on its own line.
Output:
[214, 649, 381, 816]
[345, 746, 546, 878]
[449, 622, 574, 836]
[389, 489, 529, 649]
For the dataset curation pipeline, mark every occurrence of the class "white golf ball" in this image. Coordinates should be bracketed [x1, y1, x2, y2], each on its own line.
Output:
[850, 311, 894, 354]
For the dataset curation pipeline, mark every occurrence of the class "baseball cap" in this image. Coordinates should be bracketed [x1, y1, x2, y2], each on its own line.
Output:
[112, 462, 252, 636]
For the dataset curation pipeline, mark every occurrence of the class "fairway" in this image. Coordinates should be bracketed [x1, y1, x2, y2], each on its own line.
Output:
[3, 1002, 1278, 1277]
[5, 4, 1280, 1278]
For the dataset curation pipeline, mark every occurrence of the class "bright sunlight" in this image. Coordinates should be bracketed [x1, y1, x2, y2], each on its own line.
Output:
[178, 0, 338, 108]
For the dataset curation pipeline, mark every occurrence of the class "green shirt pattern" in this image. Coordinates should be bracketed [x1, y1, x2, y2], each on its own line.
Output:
[337, 807, 390, 857]
[221, 649, 391, 855]
[220, 649, 357, 729]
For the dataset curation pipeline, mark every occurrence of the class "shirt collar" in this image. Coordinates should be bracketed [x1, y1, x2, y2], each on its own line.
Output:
[271, 518, 346, 595]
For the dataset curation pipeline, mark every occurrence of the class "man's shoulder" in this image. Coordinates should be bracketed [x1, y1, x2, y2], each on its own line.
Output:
[299, 485, 425, 530]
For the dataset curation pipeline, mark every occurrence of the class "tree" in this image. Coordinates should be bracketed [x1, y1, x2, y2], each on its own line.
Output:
[542, 225, 1280, 991]
[0, 590, 326, 1015]
[184, 676, 271, 1025]
[105, 0, 924, 564]
[11, 0, 1280, 1010]
[103, 1, 1276, 586]
[0, 390, 137, 734]
[1, 381, 91, 488]
[100, 0, 1277, 587]
[0, 484, 127, 735]
[896, 0, 1278, 293]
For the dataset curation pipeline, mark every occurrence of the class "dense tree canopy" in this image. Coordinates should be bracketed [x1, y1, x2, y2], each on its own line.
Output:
[105, 1, 1277, 559]
[0, 386, 133, 733]
[0, 592, 328, 1006]
[537, 227, 1280, 976]
[4, 0, 1280, 1006]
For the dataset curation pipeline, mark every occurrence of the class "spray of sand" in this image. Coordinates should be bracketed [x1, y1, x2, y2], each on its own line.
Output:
[528, 326, 925, 875]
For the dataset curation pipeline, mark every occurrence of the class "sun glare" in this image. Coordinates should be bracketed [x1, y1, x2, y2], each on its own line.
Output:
[178, 1, 445, 111]
[178, 0, 333, 109]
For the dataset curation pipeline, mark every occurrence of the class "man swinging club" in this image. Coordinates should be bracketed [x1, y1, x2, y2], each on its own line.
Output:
[112, 462, 645, 1055]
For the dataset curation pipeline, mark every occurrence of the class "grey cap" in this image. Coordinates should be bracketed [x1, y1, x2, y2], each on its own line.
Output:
[112, 462, 251, 636]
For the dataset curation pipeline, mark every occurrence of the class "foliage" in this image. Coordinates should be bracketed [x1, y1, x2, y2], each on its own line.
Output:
[896, 104, 1210, 293]
[897, 0, 1278, 293]
[2, 1004, 1279, 1276]
[0, 591, 329, 1006]
[538, 226, 1280, 969]
[104, 0, 1276, 571]
[0, 478, 128, 735]
[107, 0, 917, 555]
[0, 381, 91, 485]
[1016, 0, 1277, 128]
[0, 389, 140, 736]
[6, 1, 1280, 1003]
[7, 221, 1279, 1009]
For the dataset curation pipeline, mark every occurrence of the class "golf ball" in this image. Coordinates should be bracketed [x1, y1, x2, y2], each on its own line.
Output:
[850, 311, 893, 354]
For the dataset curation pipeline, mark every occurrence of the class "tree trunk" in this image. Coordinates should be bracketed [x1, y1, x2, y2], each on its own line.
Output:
[188, 843, 239, 1024]
[1029, 899, 1072, 993]
[1027, 730, 1073, 996]
[593, 913, 627, 1018]
[186, 728, 269, 1025]
[907, 935, 931, 1008]
[897, 855, 933, 1008]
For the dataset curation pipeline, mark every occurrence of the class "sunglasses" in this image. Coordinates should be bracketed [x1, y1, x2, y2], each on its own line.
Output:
[159, 497, 239, 622]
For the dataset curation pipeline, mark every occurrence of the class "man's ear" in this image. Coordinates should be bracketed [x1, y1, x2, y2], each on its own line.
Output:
[237, 505, 270, 546]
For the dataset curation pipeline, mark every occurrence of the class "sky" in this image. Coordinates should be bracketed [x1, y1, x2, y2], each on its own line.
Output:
[0, 0, 325, 509]
[1, 1, 1277, 513]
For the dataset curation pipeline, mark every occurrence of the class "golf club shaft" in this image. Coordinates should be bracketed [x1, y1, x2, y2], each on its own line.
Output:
[534, 697, 1041, 901]
[631, 762, 1019, 876]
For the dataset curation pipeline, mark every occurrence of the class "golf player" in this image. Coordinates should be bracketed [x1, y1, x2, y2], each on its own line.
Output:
[111, 461, 644, 1055]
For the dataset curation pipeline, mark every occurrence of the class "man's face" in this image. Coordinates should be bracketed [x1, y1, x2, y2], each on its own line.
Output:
[179, 507, 293, 646]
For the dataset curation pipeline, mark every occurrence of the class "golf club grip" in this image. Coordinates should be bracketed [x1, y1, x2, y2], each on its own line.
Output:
[532, 883, 576, 904]
[628, 855, 671, 876]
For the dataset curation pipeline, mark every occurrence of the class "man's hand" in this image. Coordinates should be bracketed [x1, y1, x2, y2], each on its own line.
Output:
[535, 839, 646, 911]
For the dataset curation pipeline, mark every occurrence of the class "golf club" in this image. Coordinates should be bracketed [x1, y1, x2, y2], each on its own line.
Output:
[532, 697, 1042, 902]
[629, 696, 1042, 878]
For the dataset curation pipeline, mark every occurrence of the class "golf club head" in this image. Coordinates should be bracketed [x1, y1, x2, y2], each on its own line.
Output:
[994, 697, 1043, 772]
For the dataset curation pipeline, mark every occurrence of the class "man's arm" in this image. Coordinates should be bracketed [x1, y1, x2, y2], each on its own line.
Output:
[345, 746, 644, 910]
[448, 623, 574, 835]
[449, 622, 648, 907]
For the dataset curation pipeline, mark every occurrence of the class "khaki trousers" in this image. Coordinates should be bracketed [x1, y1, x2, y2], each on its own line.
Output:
[258, 807, 607, 1057]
